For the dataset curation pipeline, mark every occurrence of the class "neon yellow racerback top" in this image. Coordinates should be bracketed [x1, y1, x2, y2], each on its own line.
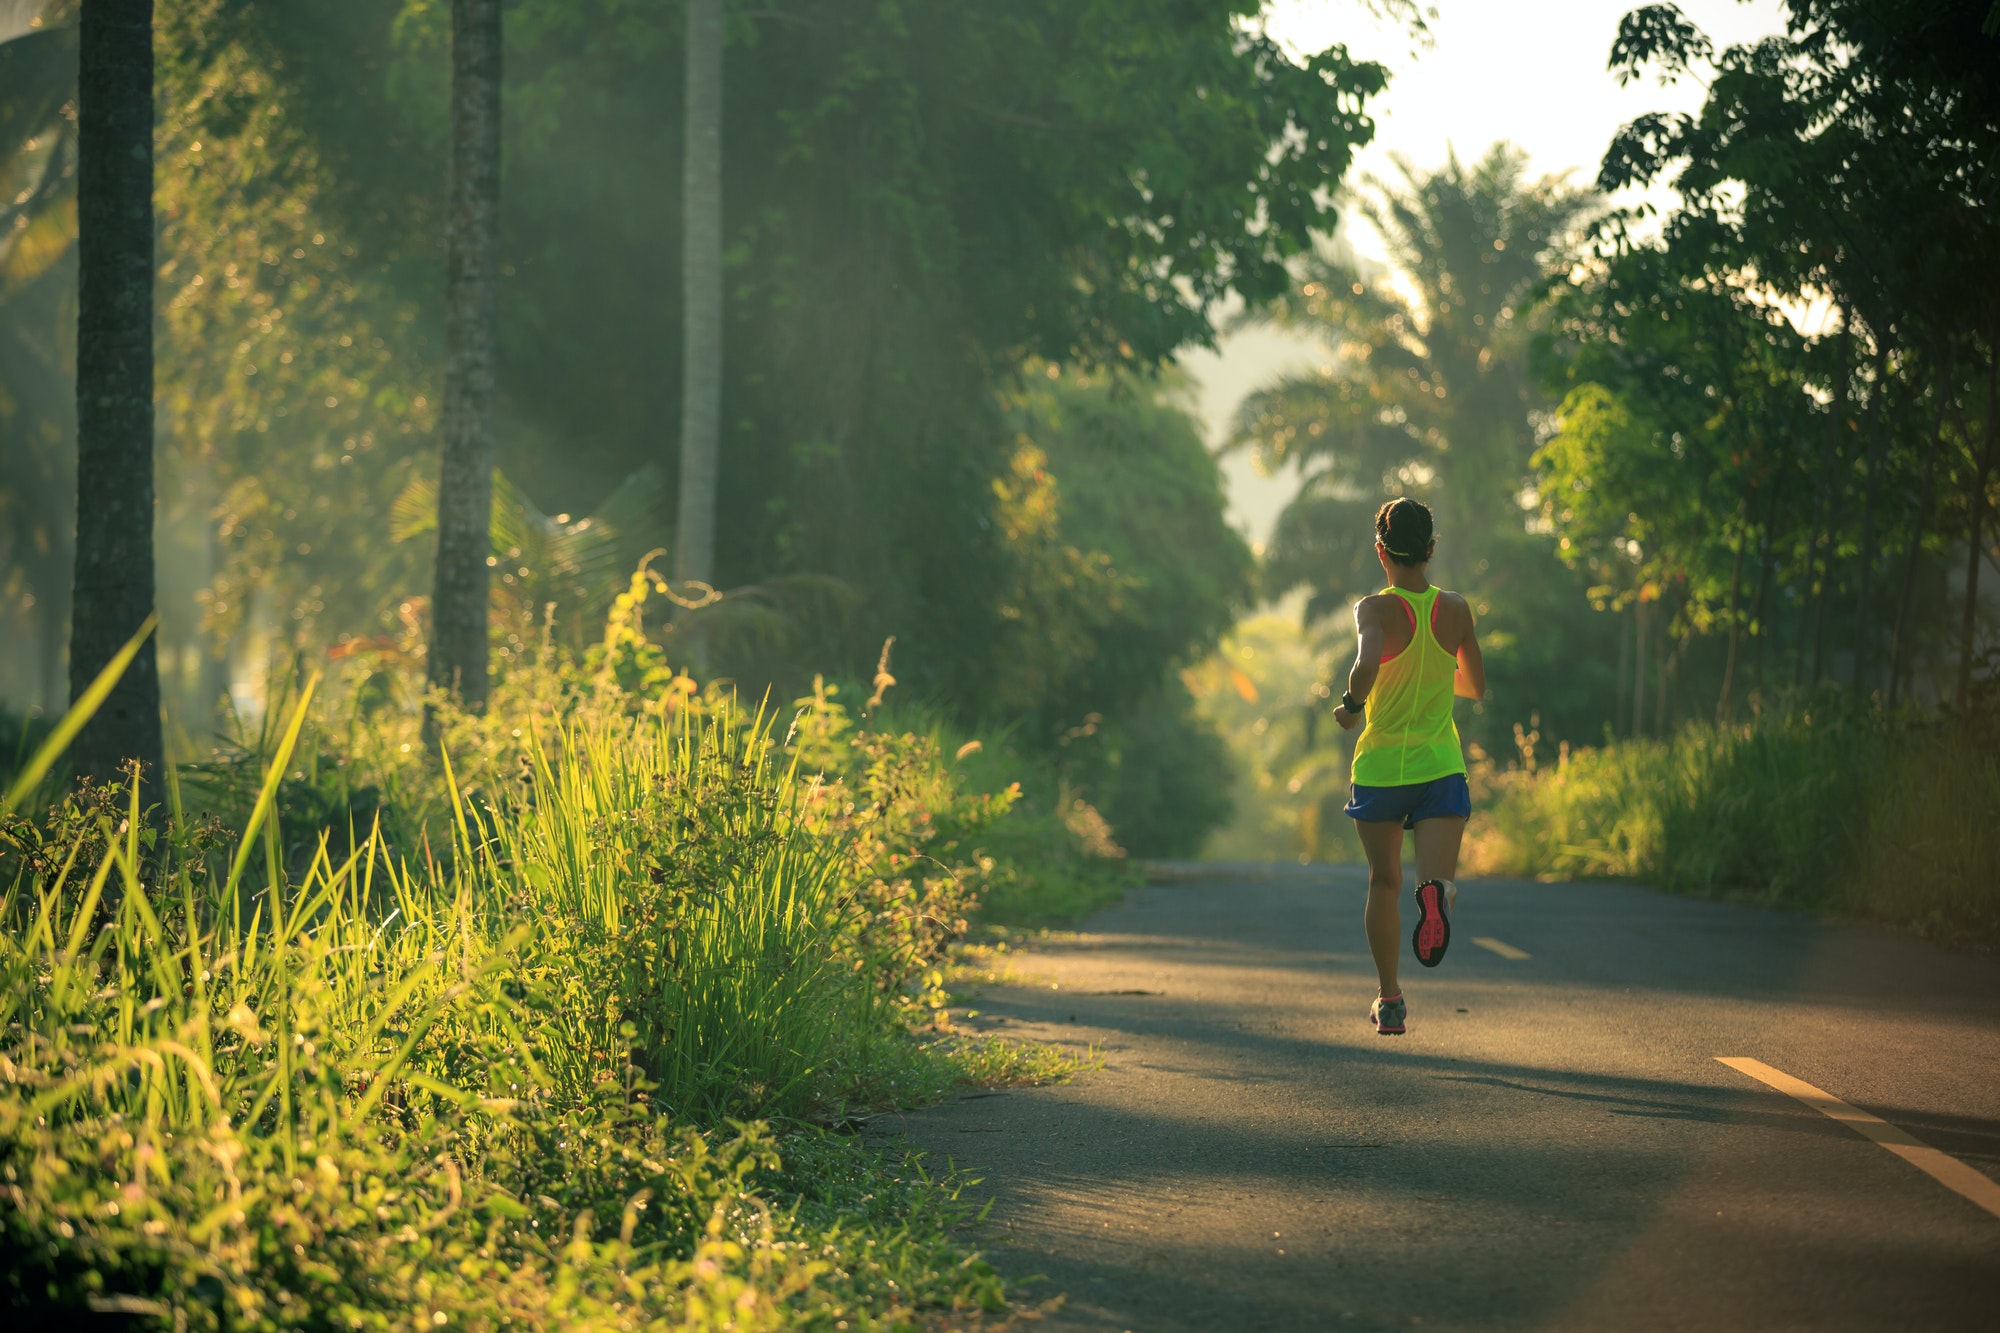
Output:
[1351, 585, 1466, 787]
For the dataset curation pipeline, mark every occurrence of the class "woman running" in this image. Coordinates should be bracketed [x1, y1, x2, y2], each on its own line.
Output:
[1331, 498, 1485, 1036]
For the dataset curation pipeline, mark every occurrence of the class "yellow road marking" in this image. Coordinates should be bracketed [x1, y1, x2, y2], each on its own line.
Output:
[1470, 936, 1530, 960]
[1716, 1057, 2000, 1220]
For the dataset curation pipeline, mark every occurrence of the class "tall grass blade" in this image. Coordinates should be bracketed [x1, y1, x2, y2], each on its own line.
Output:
[223, 672, 320, 900]
[1, 612, 159, 813]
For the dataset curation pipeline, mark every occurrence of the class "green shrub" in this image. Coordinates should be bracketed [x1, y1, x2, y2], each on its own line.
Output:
[0, 656, 1036, 1326]
[1097, 682, 1235, 859]
[1472, 705, 2000, 951]
[802, 687, 1136, 930]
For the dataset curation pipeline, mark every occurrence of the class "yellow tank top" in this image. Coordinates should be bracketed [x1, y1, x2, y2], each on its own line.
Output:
[1351, 585, 1466, 787]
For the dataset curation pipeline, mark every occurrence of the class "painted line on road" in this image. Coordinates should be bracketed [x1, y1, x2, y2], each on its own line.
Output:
[1470, 936, 1530, 960]
[1716, 1057, 2000, 1220]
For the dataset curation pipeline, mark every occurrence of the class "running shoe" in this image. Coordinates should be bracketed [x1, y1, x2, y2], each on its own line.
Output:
[1369, 993, 1407, 1036]
[1412, 878, 1453, 968]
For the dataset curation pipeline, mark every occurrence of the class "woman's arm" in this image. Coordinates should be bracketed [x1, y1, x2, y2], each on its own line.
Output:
[1452, 596, 1486, 700]
[1333, 599, 1385, 732]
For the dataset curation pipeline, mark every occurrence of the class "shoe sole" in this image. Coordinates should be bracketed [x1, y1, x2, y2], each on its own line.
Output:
[1413, 880, 1451, 967]
[1369, 1005, 1406, 1036]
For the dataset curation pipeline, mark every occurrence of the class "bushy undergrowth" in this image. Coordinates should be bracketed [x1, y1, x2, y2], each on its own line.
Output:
[0, 598, 1121, 1328]
[1469, 704, 2000, 952]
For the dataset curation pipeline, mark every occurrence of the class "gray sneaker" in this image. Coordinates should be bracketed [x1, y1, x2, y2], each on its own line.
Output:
[1369, 993, 1407, 1036]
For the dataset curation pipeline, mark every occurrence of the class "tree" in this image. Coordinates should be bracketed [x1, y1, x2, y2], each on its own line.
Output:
[6, 1, 1394, 739]
[68, 0, 162, 786]
[1598, 1, 2000, 707]
[427, 0, 503, 719]
[1536, 229, 1826, 721]
[672, 0, 722, 642]
[1236, 145, 1594, 607]
[1232, 145, 1615, 748]
[0, 2, 79, 715]
[993, 369, 1255, 854]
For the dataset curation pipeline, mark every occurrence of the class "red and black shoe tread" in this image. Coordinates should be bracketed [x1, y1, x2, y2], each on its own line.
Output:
[1413, 879, 1451, 967]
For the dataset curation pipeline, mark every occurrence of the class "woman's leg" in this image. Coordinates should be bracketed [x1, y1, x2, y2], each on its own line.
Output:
[1355, 819, 1406, 997]
[1412, 816, 1466, 891]
[1409, 816, 1467, 966]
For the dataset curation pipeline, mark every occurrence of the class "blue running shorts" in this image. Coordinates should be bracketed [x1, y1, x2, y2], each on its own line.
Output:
[1343, 772, 1472, 829]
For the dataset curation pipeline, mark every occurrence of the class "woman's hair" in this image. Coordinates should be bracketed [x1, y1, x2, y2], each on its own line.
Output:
[1375, 497, 1434, 566]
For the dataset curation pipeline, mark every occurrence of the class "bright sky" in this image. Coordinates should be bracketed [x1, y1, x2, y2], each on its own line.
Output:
[1188, 0, 1793, 547]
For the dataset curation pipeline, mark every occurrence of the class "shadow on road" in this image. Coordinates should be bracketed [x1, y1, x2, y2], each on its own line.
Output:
[877, 872, 2000, 1331]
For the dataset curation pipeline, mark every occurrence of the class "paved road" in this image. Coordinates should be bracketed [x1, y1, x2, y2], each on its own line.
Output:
[870, 866, 2000, 1331]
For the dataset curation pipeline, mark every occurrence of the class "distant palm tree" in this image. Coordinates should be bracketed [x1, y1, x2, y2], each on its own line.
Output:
[1234, 144, 1593, 617]
[70, 0, 164, 785]
[428, 0, 502, 719]
[672, 0, 723, 661]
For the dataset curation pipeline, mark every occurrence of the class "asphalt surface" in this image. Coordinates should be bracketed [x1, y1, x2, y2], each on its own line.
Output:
[869, 865, 2000, 1331]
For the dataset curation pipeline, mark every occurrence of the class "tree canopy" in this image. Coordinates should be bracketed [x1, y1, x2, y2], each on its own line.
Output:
[2, 0, 1404, 848]
[1232, 144, 1615, 750]
[1538, 1, 2000, 717]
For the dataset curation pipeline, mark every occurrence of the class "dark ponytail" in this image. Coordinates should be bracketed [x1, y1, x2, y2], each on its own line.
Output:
[1375, 497, 1434, 566]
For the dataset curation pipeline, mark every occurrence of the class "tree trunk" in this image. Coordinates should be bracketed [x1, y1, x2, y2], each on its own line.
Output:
[1632, 594, 1648, 737]
[1809, 317, 1850, 689]
[1851, 337, 1891, 700]
[1615, 601, 1630, 737]
[427, 0, 503, 721]
[38, 564, 70, 718]
[1717, 493, 1749, 722]
[1658, 619, 1683, 735]
[673, 0, 724, 658]
[1748, 466, 1784, 694]
[1796, 443, 1835, 690]
[1803, 480, 1832, 688]
[1888, 349, 1950, 709]
[69, 0, 163, 790]
[1957, 337, 1999, 709]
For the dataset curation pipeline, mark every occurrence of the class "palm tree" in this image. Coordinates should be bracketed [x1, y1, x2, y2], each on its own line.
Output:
[69, 0, 163, 786]
[1234, 144, 1593, 616]
[428, 0, 502, 718]
[672, 0, 723, 657]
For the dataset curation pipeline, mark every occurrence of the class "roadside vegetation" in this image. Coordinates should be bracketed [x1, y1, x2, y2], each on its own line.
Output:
[1211, 6, 2000, 943]
[0, 602, 1122, 1329]
[1185, 610, 1360, 866]
[1466, 701, 2000, 954]
[6, 0, 2000, 1316]
[1452, 4, 2000, 951]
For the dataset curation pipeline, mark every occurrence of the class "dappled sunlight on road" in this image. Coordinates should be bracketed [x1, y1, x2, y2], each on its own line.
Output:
[876, 873, 2000, 1331]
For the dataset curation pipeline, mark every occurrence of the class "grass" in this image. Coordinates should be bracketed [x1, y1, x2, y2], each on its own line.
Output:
[824, 693, 1139, 930]
[1468, 701, 2000, 953]
[0, 616, 1126, 1328]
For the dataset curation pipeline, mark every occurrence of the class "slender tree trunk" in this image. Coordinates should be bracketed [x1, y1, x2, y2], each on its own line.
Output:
[1809, 318, 1850, 689]
[1658, 620, 1682, 734]
[1717, 492, 1749, 722]
[1957, 336, 1999, 708]
[1632, 594, 1648, 737]
[1805, 479, 1834, 687]
[1888, 352, 1950, 709]
[1851, 338, 1891, 699]
[1749, 466, 1784, 695]
[1797, 443, 1835, 690]
[1614, 601, 1630, 737]
[38, 566, 70, 717]
[69, 0, 163, 789]
[673, 0, 724, 659]
[427, 0, 503, 723]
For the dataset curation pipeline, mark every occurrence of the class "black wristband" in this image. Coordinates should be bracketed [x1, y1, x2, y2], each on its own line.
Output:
[1341, 690, 1364, 714]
